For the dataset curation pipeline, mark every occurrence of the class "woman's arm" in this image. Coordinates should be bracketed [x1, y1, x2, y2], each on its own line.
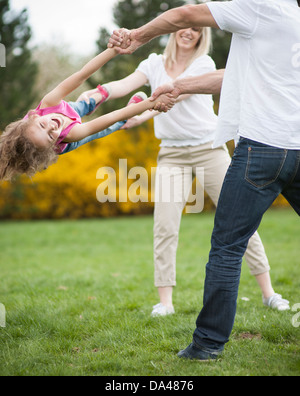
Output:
[76, 70, 148, 103]
[121, 93, 192, 130]
[65, 94, 175, 142]
[41, 48, 118, 108]
[121, 109, 160, 129]
[106, 71, 148, 100]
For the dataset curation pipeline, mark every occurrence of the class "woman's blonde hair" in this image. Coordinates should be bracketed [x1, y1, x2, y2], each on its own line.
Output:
[0, 119, 58, 181]
[163, 27, 212, 70]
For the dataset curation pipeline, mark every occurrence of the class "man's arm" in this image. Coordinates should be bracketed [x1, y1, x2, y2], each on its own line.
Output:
[108, 4, 219, 55]
[151, 69, 225, 101]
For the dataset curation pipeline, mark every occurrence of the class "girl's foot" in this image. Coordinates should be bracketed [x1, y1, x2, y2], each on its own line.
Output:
[87, 84, 111, 115]
[127, 91, 147, 106]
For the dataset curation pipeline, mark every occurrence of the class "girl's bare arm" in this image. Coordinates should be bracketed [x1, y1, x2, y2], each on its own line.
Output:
[121, 93, 192, 129]
[41, 49, 118, 108]
[65, 95, 175, 142]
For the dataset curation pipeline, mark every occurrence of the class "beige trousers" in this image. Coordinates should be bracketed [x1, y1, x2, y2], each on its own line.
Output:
[154, 143, 270, 287]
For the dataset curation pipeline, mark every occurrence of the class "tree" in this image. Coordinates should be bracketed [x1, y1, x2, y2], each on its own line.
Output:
[190, 0, 231, 69]
[0, 0, 38, 130]
[211, 27, 231, 69]
[32, 44, 90, 102]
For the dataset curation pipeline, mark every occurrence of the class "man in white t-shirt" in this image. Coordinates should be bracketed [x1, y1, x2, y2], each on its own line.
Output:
[108, 0, 300, 360]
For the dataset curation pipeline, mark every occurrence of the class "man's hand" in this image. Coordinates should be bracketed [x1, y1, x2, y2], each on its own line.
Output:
[150, 83, 181, 102]
[107, 28, 143, 55]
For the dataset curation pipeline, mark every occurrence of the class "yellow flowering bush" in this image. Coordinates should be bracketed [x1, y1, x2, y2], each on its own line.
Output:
[0, 121, 289, 220]
[0, 121, 160, 219]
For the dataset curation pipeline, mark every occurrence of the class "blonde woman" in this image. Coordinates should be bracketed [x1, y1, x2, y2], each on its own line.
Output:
[81, 28, 289, 314]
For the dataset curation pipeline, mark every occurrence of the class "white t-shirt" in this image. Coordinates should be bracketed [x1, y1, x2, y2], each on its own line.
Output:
[137, 53, 218, 147]
[207, 0, 300, 149]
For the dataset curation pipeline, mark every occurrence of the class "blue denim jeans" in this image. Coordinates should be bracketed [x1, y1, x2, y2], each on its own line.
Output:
[193, 137, 300, 353]
[60, 99, 125, 155]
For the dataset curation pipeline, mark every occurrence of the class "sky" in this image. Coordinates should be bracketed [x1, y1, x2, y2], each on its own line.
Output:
[10, 0, 119, 56]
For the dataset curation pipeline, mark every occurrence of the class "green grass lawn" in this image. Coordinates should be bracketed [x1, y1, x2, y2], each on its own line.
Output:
[0, 209, 299, 376]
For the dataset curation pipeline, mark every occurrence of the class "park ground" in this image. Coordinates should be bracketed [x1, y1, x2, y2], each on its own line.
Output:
[0, 209, 299, 376]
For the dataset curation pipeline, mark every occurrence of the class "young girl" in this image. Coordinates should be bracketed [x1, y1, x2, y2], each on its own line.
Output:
[54, 89, 147, 155]
[0, 48, 174, 181]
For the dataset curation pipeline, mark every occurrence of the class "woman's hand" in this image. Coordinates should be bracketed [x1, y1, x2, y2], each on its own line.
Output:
[121, 116, 143, 130]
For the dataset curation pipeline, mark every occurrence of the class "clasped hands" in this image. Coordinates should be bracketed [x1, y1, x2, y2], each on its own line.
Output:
[108, 28, 180, 113]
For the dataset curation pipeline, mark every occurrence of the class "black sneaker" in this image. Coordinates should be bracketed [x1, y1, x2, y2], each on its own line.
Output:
[177, 343, 220, 361]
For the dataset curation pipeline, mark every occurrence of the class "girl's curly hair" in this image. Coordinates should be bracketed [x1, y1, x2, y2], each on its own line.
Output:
[0, 119, 58, 181]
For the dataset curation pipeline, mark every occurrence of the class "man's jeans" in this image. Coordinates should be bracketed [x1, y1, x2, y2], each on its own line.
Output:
[60, 99, 125, 155]
[193, 138, 300, 353]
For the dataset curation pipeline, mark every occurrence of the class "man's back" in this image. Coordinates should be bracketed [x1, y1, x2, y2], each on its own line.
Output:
[208, 0, 300, 149]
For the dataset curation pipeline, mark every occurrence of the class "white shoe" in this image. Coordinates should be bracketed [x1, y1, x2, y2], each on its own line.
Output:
[263, 293, 290, 311]
[127, 91, 148, 106]
[151, 303, 175, 317]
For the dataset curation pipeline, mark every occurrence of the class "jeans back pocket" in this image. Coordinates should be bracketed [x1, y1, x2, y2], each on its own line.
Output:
[245, 144, 287, 188]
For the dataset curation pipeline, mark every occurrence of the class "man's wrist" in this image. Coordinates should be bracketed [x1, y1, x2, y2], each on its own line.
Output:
[135, 25, 156, 47]
[173, 80, 183, 97]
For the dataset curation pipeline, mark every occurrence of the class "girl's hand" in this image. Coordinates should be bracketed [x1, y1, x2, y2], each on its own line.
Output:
[108, 28, 130, 48]
[107, 28, 142, 55]
[121, 116, 142, 130]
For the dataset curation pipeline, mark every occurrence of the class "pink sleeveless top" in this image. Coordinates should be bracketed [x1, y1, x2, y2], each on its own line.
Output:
[24, 101, 81, 153]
